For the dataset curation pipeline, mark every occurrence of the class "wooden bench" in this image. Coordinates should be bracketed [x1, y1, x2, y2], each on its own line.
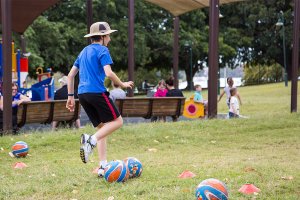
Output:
[17, 100, 80, 128]
[114, 97, 186, 120]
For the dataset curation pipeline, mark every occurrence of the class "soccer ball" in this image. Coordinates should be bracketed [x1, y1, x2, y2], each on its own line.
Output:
[104, 160, 129, 183]
[123, 157, 143, 178]
[195, 178, 228, 200]
[12, 141, 29, 158]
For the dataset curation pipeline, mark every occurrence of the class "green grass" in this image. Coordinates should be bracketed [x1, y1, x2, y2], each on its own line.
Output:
[1, 82, 300, 200]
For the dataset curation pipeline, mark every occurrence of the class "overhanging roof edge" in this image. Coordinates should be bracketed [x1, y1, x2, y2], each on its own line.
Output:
[145, 0, 246, 16]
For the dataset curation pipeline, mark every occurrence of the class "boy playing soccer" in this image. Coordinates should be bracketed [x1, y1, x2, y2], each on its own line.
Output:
[66, 22, 134, 177]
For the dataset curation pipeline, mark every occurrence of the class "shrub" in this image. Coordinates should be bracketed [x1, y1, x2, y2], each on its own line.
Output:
[243, 63, 283, 85]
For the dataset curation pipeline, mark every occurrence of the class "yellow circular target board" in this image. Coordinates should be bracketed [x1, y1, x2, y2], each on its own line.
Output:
[183, 98, 205, 119]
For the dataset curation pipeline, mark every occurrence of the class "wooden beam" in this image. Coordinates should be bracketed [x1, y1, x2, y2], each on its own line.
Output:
[207, 0, 219, 118]
[291, 0, 300, 112]
[173, 17, 179, 89]
[86, 0, 93, 44]
[1, 0, 13, 133]
[127, 0, 135, 97]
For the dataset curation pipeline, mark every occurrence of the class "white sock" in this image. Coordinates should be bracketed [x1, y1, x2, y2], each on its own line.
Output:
[100, 160, 107, 168]
[90, 135, 97, 146]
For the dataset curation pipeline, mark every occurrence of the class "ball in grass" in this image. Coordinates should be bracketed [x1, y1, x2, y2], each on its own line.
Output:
[104, 160, 129, 183]
[12, 141, 29, 158]
[123, 157, 143, 178]
[195, 178, 228, 200]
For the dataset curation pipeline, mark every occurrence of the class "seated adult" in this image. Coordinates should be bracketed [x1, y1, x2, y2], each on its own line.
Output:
[52, 76, 80, 130]
[166, 78, 184, 97]
[0, 82, 31, 133]
[109, 81, 126, 102]
[142, 80, 150, 90]
[142, 80, 155, 97]
[165, 77, 184, 122]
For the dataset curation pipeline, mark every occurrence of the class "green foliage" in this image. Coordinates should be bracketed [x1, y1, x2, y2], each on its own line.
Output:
[221, 0, 294, 76]
[21, 16, 86, 77]
[14, 0, 295, 85]
[0, 83, 300, 199]
[243, 63, 283, 85]
[19, 1, 241, 78]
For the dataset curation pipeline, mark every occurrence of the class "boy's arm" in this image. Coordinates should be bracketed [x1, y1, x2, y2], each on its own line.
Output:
[104, 65, 134, 89]
[67, 66, 78, 95]
[66, 66, 79, 112]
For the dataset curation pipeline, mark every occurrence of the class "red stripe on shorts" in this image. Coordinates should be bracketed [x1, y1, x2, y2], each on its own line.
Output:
[102, 93, 117, 119]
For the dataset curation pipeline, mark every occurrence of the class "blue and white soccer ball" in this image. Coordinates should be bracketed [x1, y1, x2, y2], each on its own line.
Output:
[123, 157, 143, 178]
[195, 178, 228, 200]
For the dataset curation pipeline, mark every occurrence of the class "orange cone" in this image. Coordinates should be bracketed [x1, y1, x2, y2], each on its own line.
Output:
[13, 162, 28, 169]
[178, 170, 196, 179]
[239, 184, 260, 194]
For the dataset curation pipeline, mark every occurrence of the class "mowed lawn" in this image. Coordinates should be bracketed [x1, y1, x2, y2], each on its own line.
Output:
[0, 82, 299, 200]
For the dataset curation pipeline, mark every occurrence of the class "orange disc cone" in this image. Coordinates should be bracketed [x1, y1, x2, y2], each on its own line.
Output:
[239, 184, 261, 194]
[178, 170, 196, 179]
[13, 162, 28, 169]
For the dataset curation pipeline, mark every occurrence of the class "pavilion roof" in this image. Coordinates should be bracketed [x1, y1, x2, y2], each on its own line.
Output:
[145, 0, 244, 16]
[0, 0, 244, 34]
[0, 0, 60, 34]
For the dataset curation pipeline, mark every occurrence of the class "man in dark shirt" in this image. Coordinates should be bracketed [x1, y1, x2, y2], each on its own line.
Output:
[54, 84, 68, 100]
[52, 76, 80, 129]
[165, 78, 184, 121]
[166, 78, 184, 97]
[54, 76, 78, 100]
[166, 88, 184, 97]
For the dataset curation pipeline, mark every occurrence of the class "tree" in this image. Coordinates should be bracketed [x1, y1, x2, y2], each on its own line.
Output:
[221, 0, 295, 79]
[16, 0, 294, 86]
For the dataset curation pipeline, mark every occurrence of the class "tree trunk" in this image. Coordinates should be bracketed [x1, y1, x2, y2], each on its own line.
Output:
[185, 68, 192, 91]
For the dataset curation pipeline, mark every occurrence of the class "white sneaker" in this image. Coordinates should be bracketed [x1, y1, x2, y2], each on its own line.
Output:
[97, 167, 105, 178]
[80, 134, 96, 163]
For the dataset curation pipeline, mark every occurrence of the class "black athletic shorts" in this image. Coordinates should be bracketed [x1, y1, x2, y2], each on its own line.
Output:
[78, 92, 120, 127]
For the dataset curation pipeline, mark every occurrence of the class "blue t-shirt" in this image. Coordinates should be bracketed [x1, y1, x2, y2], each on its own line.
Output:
[12, 93, 21, 108]
[74, 44, 113, 94]
[194, 91, 203, 103]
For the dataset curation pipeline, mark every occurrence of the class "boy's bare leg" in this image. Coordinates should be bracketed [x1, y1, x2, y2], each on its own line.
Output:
[94, 117, 123, 177]
[95, 123, 106, 163]
[80, 116, 123, 164]
[94, 116, 123, 141]
[97, 138, 107, 163]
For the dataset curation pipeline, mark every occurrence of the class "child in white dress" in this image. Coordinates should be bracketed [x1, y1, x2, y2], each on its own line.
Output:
[229, 88, 239, 118]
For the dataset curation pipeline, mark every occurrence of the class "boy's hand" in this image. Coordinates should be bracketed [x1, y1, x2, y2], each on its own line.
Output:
[122, 81, 134, 89]
[66, 97, 75, 112]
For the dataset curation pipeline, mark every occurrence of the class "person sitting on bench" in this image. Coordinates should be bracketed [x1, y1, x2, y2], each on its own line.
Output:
[165, 77, 184, 122]
[52, 76, 81, 130]
[0, 82, 31, 134]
